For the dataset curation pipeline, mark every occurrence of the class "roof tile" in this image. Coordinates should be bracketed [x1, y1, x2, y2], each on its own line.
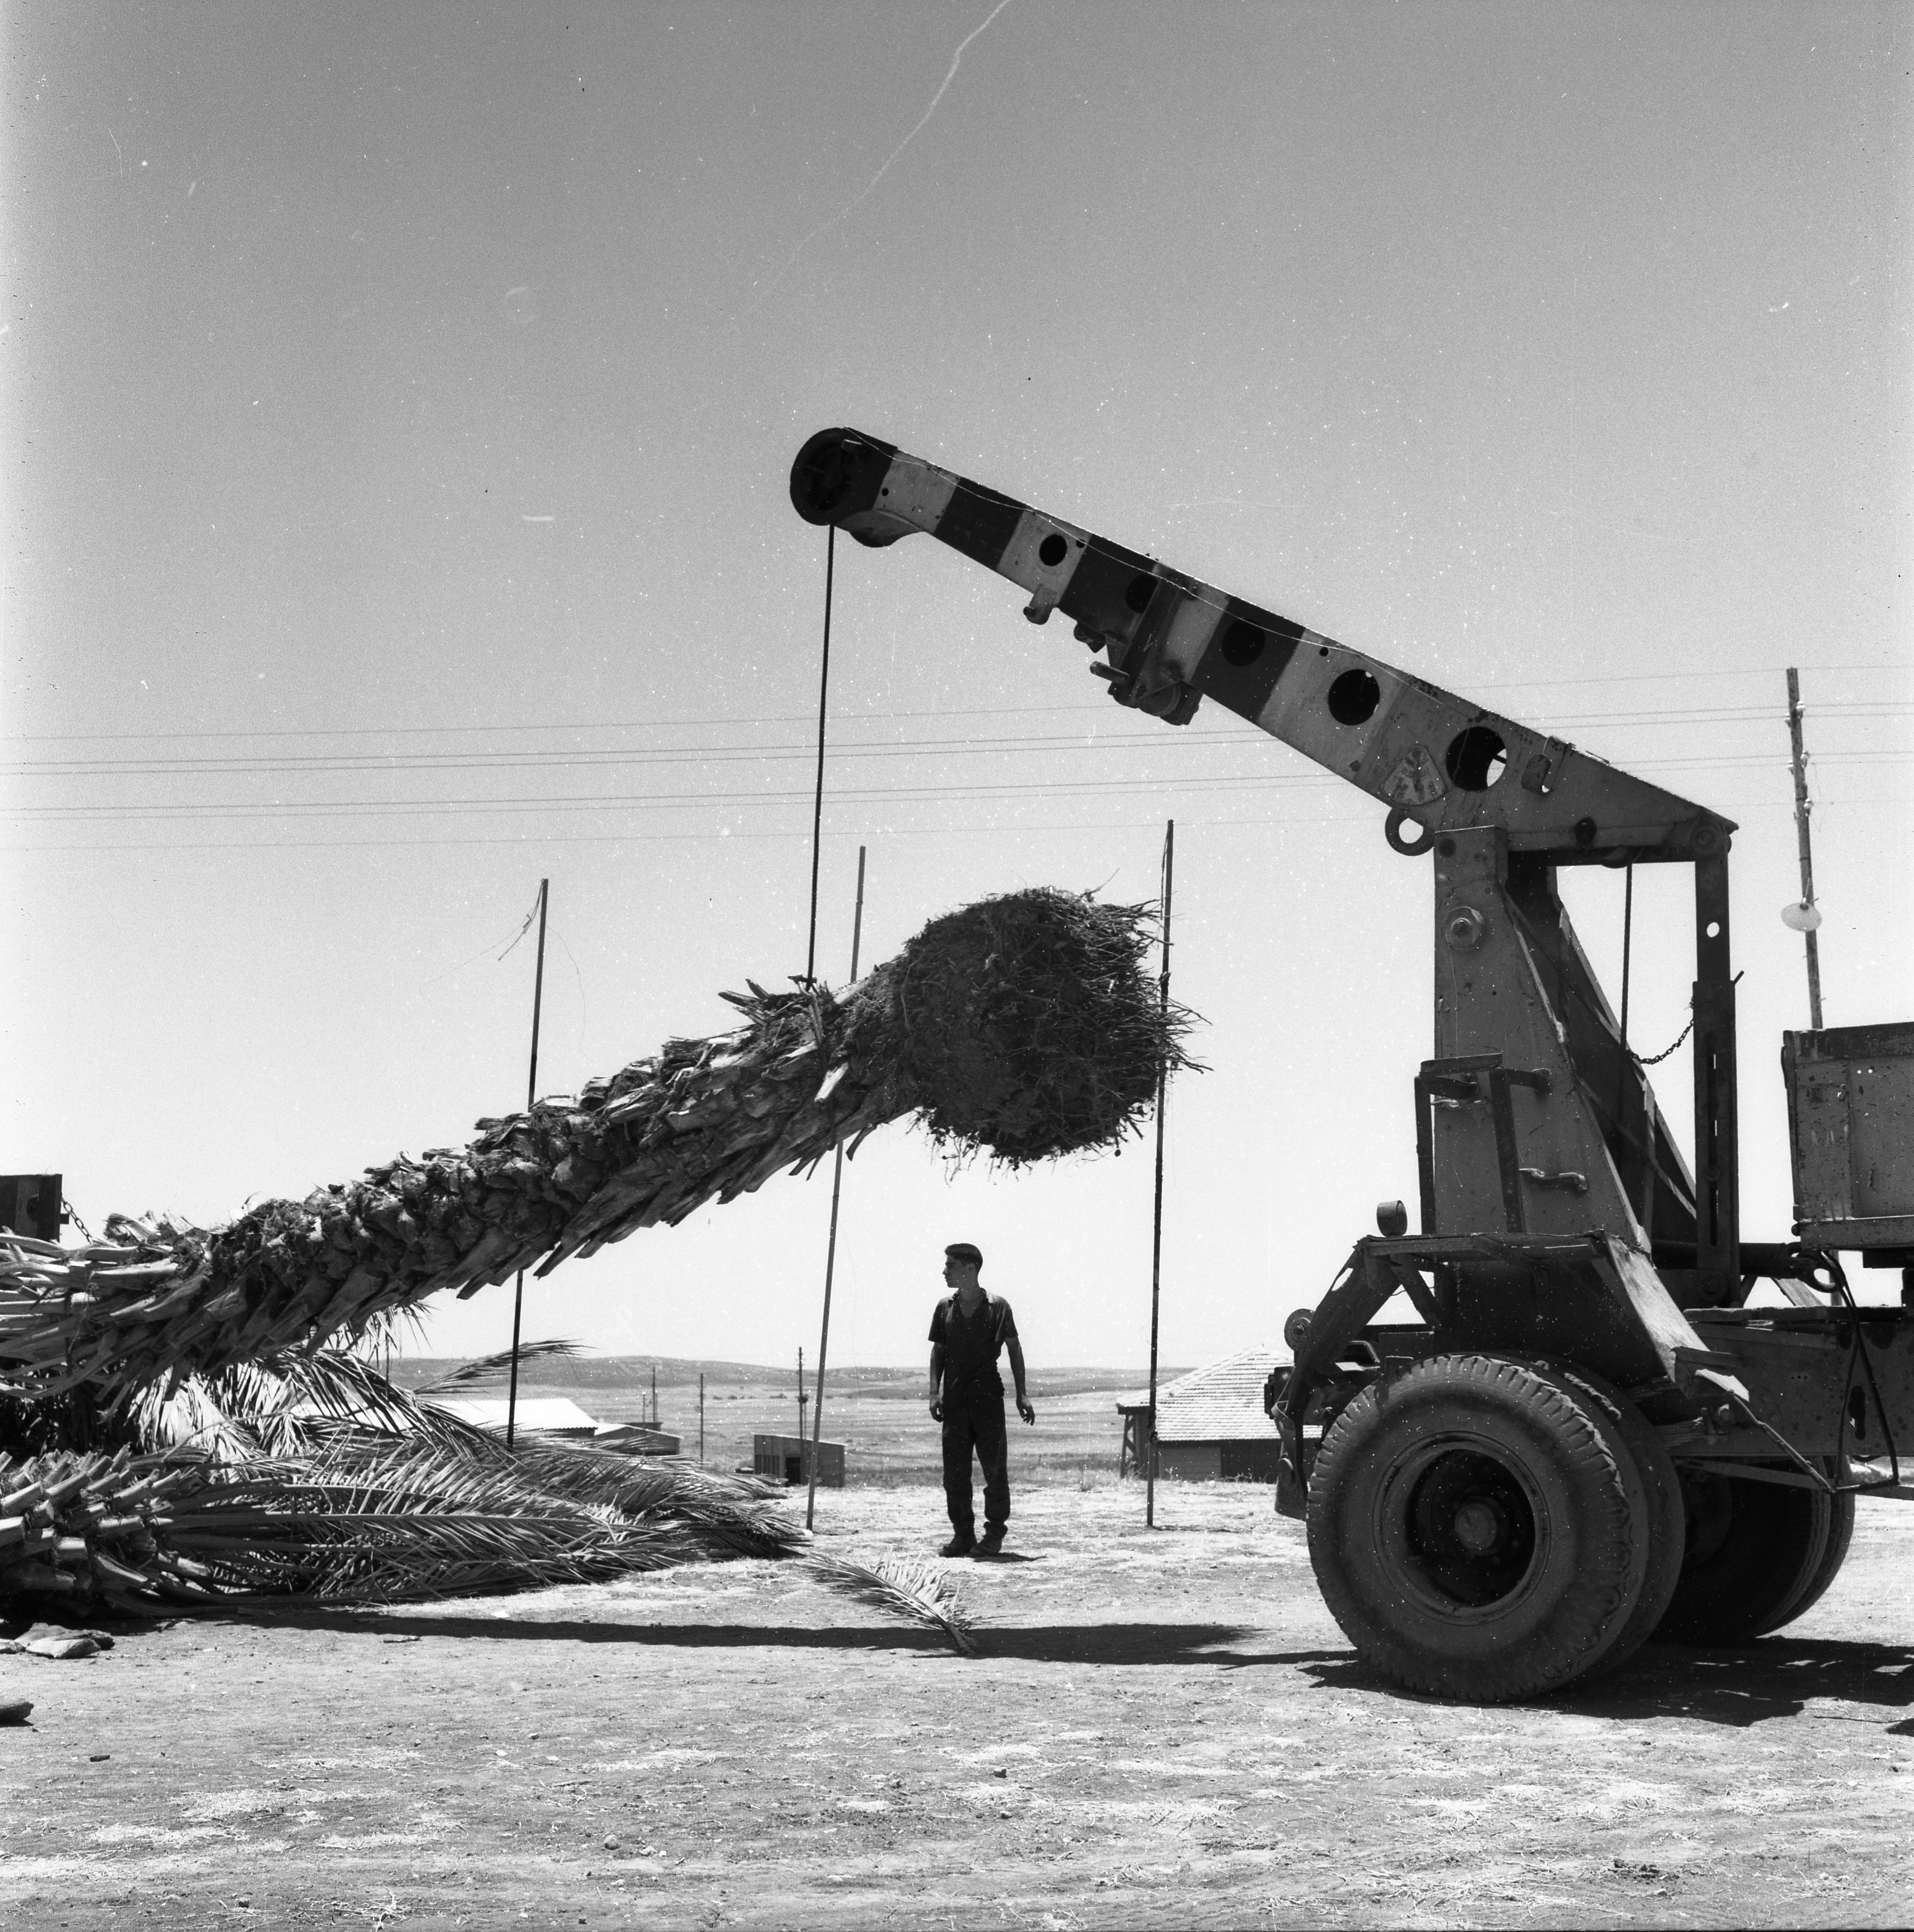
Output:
[1120, 1346, 1285, 1443]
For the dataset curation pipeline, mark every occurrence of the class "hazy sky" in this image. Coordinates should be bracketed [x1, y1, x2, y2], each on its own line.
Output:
[4, 2, 1909, 1375]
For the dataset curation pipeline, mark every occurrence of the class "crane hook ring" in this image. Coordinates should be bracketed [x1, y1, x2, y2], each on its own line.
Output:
[1384, 808, 1437, 857]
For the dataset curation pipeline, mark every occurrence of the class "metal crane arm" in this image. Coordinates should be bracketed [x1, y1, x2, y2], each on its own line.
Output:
[790, 428, 1734, 869]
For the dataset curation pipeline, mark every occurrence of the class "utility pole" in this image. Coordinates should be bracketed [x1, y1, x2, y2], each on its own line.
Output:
[698, 1372, 705, 1468]
[1785, 669, 1825, 1029]
[505, 879, 550, 1451]
[807, 845, 867, 1528]
[1146, 821, 1174, 1530]
[797, 1346, 808, 1453]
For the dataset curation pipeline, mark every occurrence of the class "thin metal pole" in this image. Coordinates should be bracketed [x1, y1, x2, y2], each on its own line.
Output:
[1146, 821, 1174, 1529]
[699, 1372, 705, 1468]
[805, 525, 836, 982]
[1786, 668, 1825, 1030]
[505, 878, 550, 1451]
[1618, 864, 1634, 1054]
[807, 844, 867, 1528]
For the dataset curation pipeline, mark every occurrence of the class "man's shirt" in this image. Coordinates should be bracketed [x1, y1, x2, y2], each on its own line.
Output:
[931, 1293, 1019, 1406]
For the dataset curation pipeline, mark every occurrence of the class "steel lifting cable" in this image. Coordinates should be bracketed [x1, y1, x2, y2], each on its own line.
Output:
[1607, 873, 1687, 1071]
[804, 525, 836, 983]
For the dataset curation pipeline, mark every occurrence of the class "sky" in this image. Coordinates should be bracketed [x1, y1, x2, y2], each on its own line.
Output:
[3, 1, 1909, 1378]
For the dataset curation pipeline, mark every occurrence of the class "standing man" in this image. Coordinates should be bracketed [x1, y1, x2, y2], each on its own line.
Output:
[928, 1242, 1035, 1558]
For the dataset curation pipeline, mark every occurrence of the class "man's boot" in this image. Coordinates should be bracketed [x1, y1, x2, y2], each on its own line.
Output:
[974, 1526, 1005, 1558]
[940, 1531, 975, 1558]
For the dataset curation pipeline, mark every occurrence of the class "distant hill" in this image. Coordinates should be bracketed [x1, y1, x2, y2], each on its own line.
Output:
[387, 1353, 1185, 1399]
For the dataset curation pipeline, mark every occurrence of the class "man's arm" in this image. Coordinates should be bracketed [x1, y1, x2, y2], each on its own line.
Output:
[928, 1341, 945, 1419]
[1007, 1336, 1034, 1425]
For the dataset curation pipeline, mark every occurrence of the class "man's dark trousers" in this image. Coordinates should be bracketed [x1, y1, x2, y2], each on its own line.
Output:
[942, 1397, 1009, 1538]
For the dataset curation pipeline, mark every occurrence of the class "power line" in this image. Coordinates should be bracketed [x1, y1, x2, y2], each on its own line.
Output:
[4, 788, 1899, 859]
[7, 703, 1908, 784]
[4, 662, 1903, 747]
[7, 708, 1907, 784]
[7, 749, 1907, 829]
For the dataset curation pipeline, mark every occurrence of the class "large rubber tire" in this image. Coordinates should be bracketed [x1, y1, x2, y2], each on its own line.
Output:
[1784, 1486, 1857, 1629]
[1306, 1354, 1650, 1702]
[1531, 1362, 1686, 1678]
[1658, 1470, 1853, 1643]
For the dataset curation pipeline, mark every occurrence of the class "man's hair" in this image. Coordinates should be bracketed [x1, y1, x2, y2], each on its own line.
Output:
[944, 1241, 983, 1270]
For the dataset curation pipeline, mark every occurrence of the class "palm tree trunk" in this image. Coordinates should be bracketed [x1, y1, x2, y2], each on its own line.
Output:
[0, 888, 1192, 1402]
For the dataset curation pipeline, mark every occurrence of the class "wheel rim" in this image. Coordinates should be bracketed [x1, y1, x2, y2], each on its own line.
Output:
[1373, 1432, 1547, 1620]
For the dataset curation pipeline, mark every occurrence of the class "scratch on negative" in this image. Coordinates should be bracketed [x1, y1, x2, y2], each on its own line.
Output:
[747, 0, 1018, 312]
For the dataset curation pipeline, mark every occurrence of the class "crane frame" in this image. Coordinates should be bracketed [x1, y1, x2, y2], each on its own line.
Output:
[791, 426, 1913, 1698]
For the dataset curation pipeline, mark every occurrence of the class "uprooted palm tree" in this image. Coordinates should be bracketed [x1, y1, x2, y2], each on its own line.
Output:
[0, 889, 1195, 1404]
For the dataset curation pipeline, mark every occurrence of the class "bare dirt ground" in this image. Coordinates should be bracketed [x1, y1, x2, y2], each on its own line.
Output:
[4, 1481, 1912, 1930]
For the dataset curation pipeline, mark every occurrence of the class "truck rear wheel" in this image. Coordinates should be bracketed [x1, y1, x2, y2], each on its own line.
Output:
[1786, 1484, 1857, 1628]
[1658, 1470, 1854, 1643]
[1530, 1362, 1686, 1679]
[1306, 1354, 1649, 1701]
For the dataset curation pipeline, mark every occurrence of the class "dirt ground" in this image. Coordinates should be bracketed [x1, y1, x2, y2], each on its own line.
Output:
[4, 1480, 1912, 1930]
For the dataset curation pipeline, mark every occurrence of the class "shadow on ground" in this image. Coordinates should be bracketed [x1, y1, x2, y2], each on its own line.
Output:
[221, 1605, 1286, 1665]
[125, 1602, 1914, 1715]
[1290, 1635, 1914, 1728]
[1586, 1636, 1914, 1727]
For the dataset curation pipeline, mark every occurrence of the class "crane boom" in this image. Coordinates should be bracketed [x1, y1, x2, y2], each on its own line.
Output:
[790, 428, 1734, 866]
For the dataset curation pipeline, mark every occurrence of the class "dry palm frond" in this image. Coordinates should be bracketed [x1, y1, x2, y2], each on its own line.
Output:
[140, 1351, 804, 1549]
[0, 1432, 978, 1654]
[414, 1339, 584, 1395]
[0, 890, 1196, 1402]
[478, 1435, 803, 1555]
[155, 1486, 695, 1603]
[802, 1552, 978, 1657]
[133, 1348, 498, 1463]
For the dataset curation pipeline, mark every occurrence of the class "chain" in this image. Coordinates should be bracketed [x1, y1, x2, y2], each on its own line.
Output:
[1626, 973, 1741, 1067]
[1629, 1014, 1694, 1066]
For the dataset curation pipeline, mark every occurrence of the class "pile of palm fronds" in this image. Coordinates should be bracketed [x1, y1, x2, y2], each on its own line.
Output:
[0, 889, 1194, 1403]
[0, 1351, 976, 1654]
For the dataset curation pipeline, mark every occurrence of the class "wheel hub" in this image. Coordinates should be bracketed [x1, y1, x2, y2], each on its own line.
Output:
[1452, 1496, 1507, 1555]
[1398, 1446, 1540, 1609]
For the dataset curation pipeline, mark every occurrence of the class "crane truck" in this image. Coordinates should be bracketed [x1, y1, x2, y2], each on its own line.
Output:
[790, 426, 1914, 1702]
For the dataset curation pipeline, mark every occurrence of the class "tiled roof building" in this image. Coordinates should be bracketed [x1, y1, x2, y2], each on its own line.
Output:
[1118, 1345, 1285, 1482]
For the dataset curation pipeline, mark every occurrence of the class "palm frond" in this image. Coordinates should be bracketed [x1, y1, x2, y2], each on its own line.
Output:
[132, 1351, 502, 1462]
[2, 1364, 982, 1656]
[803, 1553, 978, 1657]
[414, 1339, 585, 1395]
